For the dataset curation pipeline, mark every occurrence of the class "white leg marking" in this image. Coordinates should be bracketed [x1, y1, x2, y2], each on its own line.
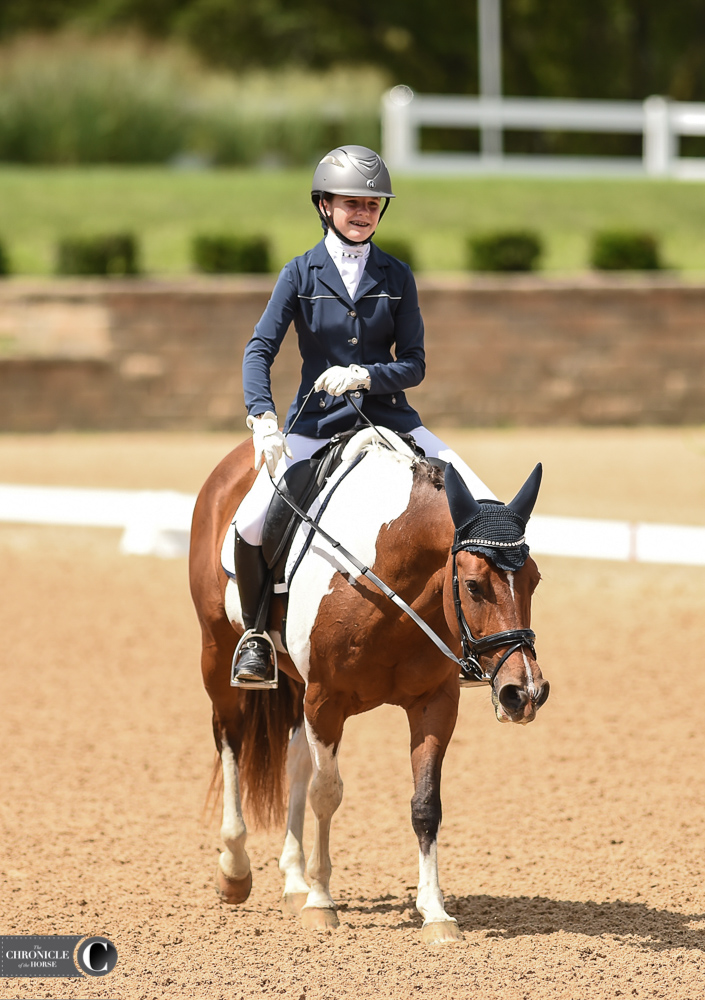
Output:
[279, 724, 312, 899]
[416, 841, 456, 926]
[218, 739, 251, 881]
[505, 571, 535, 693]
[302, 720, 343, 912]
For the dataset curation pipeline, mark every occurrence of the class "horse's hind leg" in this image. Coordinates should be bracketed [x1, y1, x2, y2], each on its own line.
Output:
[407, 689, 463, 944]
[299, 704, 345, 930]
[279, 723, 312, 915]
[216, 732, 253, 904]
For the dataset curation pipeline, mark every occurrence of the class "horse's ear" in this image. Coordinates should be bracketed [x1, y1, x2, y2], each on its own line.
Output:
[444, 463, 482, 528]
[507, 463, 542, 522]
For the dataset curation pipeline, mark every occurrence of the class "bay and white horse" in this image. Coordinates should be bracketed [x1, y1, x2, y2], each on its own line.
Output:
[189, 430, 549, 943]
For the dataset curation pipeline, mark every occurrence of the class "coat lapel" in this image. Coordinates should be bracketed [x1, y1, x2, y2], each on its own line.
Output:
[310, 240, 353, 305]
[354, 254, 386, 302]
[309, 238, 390, 305]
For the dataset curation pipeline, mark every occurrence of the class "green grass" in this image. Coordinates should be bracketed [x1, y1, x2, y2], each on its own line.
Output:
[2, 167, 705, 275]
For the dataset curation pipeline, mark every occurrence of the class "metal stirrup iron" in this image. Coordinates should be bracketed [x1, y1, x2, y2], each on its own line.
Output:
[231, 630, 279, 690]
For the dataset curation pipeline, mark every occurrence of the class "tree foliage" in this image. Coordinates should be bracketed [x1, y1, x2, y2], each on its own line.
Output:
[1, 0, 704, 101]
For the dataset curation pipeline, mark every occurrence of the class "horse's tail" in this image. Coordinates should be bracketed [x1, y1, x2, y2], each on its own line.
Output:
[227, 674, 304, 829]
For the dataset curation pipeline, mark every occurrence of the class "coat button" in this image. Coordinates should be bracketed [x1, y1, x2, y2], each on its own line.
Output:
[352, 391, 361, 398]
[347, 310, 357, 318]
[319, 399, 326, 408]
[392, 395, 397, 404]
[349, 337, 358, 345]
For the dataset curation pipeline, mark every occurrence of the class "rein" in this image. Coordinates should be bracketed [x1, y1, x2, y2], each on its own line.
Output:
[267, 390, 535, 687]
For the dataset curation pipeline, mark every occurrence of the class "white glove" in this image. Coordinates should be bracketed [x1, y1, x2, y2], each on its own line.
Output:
[313, 364, 371, 397]
[246, 410, 292, 476]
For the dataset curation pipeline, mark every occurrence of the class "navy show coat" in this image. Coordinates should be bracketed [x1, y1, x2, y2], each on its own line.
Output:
[243, 239, 425, 438]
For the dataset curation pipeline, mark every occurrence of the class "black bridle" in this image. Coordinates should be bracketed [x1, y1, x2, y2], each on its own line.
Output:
[270, 390, 537, 689]
[451, 550, 536, 685]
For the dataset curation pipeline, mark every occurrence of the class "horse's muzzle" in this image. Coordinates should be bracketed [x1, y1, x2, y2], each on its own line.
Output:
[493, 678, 550, 724]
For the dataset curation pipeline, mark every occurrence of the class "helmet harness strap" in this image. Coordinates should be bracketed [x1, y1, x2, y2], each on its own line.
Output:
[311, 193, 391, 246]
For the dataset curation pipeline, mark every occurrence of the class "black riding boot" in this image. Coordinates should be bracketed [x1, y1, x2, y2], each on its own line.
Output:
[232, 529, 275, 685]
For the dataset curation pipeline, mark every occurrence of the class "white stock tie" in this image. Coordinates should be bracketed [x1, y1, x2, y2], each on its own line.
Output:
[325, 231, 370, 299]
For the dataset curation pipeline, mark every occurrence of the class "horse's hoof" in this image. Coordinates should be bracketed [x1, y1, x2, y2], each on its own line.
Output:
[281, 892, 309, 916]
[216, 865, 252, 905]
[301, 906, 339, 930]
[421, 919, 463, 944]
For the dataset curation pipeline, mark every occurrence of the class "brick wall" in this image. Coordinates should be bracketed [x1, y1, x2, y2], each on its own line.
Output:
[1, 274, 704, 431]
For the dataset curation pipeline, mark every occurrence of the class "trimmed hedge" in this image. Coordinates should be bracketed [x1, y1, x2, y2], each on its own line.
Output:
[374, 238, 416, 270]
[56, 234, 140, 276]
[468, 230, 543, 272]
[590, 230, 663, 270]
[192, 234, 271, 273]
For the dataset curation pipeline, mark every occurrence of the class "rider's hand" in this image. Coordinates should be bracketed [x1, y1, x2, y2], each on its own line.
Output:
[314, 364, 371, 397]
[246, 411, 292, 476]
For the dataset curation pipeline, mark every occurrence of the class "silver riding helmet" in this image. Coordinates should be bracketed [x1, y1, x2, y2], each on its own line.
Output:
[311, 145, 395, 245]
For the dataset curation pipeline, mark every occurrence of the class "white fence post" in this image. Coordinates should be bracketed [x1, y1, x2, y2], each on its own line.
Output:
[478, 0, 503, 157]
[381, 85, 416, 171]
[643, 95, 674, 176]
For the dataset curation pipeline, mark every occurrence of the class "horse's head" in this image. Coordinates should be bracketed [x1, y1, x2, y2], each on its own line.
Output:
[443, 463, 550, 724]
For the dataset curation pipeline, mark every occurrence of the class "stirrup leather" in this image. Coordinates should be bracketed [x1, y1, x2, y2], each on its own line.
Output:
[230, 629, 279, 690]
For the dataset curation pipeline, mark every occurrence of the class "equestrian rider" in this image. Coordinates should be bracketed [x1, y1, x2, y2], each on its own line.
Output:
[233, 144, 497, 685]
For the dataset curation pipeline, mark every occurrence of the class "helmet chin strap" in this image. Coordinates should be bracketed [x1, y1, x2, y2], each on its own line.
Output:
[312, 195, 390, 246]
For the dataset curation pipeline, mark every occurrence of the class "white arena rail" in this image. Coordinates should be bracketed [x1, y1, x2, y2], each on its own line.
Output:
[0, 484, 195, 559]
[382, 86, 705, 179]
[1, 483, 705, 566]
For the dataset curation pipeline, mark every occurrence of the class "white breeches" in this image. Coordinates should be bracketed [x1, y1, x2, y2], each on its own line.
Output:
[235, 425, 497, 546]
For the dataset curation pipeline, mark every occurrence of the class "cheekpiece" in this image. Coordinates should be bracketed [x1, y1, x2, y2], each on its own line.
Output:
[452, 500, 530, 572]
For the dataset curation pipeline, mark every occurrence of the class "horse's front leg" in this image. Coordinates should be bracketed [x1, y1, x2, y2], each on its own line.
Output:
[300, 695, 345, 930]
[406, 683, 463, 944]
[279, 722, 312, 915]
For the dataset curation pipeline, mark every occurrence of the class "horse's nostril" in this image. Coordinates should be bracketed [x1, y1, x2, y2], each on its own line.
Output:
[535, 680, 550, 707]
[498, 684, 529, 716]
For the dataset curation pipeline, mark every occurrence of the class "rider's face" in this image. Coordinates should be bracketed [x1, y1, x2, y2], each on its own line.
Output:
[322, 195, 382, 242]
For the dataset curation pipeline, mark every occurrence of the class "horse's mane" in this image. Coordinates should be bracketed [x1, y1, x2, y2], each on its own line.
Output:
[412, 459, 446, 492]
[339, 430, 447, 499]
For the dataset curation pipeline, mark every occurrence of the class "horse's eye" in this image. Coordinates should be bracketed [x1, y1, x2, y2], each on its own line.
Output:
[465, 579, 480, 595]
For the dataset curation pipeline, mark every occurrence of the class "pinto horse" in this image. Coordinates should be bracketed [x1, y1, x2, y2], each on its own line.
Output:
[189, 429, 549, 944]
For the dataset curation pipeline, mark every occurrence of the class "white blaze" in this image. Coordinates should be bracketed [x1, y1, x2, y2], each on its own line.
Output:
[505, 570, 535, 692]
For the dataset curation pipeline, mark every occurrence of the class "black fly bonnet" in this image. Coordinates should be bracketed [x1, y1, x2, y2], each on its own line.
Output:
[444, 463, 542, 571]
[443, 462, 543, 684]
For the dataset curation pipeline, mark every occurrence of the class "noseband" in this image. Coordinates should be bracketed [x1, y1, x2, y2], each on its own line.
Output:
[451, 550, 536, 685]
